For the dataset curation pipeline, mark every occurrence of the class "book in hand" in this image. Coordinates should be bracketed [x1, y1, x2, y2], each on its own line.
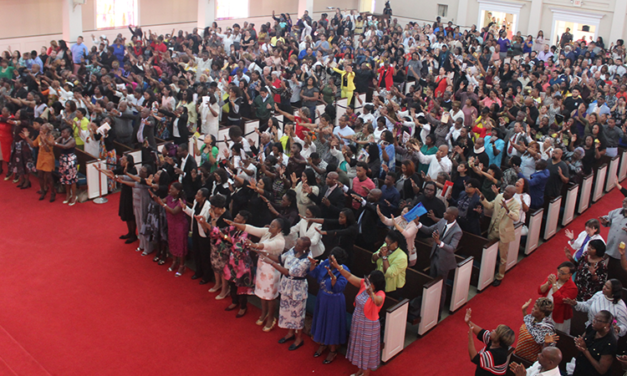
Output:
[403, 202, 427, 223]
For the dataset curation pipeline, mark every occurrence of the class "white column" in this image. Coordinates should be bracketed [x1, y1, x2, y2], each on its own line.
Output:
[610, 0, 627, 44]
[62, 0, 83, 42]
[456, 0, 469, 27]
[359, 0, 374, 13]
[526, 0, 543, 36]
[298, 0, 313, 18]
[198, 0, 216, 29]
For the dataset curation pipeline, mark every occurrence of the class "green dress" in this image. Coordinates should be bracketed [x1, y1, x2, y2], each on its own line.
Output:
[0, 66, 14, 80]
[418, 145, 438, 174]
[200, 144, 219, 173]
[321, 85, 334, 105]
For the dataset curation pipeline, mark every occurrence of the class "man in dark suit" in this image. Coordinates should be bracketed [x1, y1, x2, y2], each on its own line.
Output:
[352, 188, 382, 252]
[418, 207, 462, 313]
[175, 143, 198, 203]
[133, 107, 157, 149]
[306, 171, 345, 220]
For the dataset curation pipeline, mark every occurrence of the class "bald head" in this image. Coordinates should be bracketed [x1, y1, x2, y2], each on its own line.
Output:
[503, 185, 516, 200]
[537, 347, 562, 371]
[368, 188, 382, 202]
[326, 172, 339, 186]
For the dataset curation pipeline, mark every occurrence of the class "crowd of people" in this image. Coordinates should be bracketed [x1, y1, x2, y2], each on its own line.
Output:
[3, 5, 627, 375]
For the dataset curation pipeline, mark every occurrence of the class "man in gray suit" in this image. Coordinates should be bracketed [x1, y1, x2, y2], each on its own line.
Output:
[109, 101, 135, 147]
[417, 207, 462, 313]
[133, 107, 156, 150]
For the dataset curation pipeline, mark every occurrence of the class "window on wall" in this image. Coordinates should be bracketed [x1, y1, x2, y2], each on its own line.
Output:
[96, 0, 138, 29]
[437, 4, 448, 18]
[216, 0, 249, 20]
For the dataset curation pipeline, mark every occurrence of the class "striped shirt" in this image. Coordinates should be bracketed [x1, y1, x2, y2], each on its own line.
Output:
[472, 329, 509, 375]
[575, 291, 627, 337]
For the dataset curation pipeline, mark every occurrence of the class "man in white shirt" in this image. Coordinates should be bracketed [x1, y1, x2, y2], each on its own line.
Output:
[509, 347, 562, 376]
[609, 59, 627, 78]
[333, 115, 355, 145]
[537, 45, 554, 63]
[415, 145, 452, 180]
[187, 49, 212, 82]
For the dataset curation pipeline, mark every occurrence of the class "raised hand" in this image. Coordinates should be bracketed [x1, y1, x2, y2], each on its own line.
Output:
[521, 298, 532, 312]
[565, 229, 574, 241]
[464, 308, 472, 325]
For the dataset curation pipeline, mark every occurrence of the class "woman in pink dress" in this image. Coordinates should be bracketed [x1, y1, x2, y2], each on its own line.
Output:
[0, 107, 13, 176]
[154, 182, 189, 276]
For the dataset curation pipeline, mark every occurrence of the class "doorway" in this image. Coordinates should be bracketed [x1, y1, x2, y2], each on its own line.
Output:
[480, 10, 516, 39]
[552, 21, 596, 45]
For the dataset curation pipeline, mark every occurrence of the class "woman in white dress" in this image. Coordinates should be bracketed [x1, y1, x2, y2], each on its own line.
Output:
[227, 217, 290, 331]
[533, 31, 545, 53]
[199, 94, 219, 138]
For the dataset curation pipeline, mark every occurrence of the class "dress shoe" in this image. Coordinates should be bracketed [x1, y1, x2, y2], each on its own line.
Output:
[124, 236, 138, 244]
[288, 341, 304, 351]
[191, 274, 201, 280]
[323, 351, 338, 364]
[278, 336, 295, 344]
[225, 304, 238, 311]
[492, 279, 502, 287]
[120, 234, 131, 239]
[235, 309, 247, 318]
[49, 193, 56, 203]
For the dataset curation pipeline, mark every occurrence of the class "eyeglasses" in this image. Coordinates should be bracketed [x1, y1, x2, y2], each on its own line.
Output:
[592, 318, 609, 324]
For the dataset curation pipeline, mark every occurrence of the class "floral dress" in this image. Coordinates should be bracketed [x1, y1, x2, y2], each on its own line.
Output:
[278, 248, 311, 330]
[220, 227, 254, 295]
[575, 250, 608, 301]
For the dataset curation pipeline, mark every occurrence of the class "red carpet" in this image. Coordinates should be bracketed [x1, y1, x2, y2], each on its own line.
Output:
[0, 177, 622, 376]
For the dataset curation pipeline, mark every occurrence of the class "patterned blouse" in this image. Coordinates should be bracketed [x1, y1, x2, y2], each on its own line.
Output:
[278, 248, 311, 301]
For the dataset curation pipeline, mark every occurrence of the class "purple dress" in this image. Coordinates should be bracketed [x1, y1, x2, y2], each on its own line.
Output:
[166, 196, 189, 257]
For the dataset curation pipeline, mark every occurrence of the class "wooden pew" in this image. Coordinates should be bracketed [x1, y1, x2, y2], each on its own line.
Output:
[592, 164, 608, 202]
[505, 354, 533, 376]
[412, 237, 473, 312]
[577, 174, 594, 214]
[350, 246, 443, 334]
[619, 149, 627, 182]
[506, 222, 523, 271]
[562, 183, 579, 227]
[543, 196, 562, 241]
[524, 208, 543, 255]
[458, 232, 500, 292]
[382, 298, 410, 363]
[554, 329, 579, 374]
[113, 141, 133, 157]
[607, 155, 620, 192]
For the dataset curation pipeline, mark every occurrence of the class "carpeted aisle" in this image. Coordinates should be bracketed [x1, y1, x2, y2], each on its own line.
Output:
[0, 181, 355, 376]
[0, 177, 622, 376]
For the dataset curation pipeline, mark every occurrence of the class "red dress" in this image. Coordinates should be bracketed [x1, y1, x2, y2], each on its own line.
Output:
[434, 76, 448, 98]
[0, 118, 13, 162]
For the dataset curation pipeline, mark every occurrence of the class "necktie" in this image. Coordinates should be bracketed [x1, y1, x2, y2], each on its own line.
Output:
[508, 133, 518, 155]
[575, 235, 591, 261]
[441, 224, 448, 239]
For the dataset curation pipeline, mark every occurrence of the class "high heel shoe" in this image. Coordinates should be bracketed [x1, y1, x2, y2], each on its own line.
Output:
[175, 266, 186, 277]
[153, 256, 160, 262]
[39, 190, 47, 201]
[4, 173, 12, 181]
[255, 315, 268, 326]
[49, 192, 56, 203]
[63, 195, 72, 204]
[158, 259, 166, 265]
[20, 180, 31, 189]
[68, 196, 78, 206]
[262, 318, 277, 332]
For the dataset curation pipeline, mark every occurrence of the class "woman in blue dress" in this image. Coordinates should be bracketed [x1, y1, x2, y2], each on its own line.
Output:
[308, 247, 349, 364]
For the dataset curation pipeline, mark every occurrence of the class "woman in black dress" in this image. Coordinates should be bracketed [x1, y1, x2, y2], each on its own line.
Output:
[308, 208, 358, 267]
[97, 154, 137, 243]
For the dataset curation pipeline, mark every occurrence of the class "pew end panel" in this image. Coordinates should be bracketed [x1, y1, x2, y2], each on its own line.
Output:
[524, 208, 544, 255]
